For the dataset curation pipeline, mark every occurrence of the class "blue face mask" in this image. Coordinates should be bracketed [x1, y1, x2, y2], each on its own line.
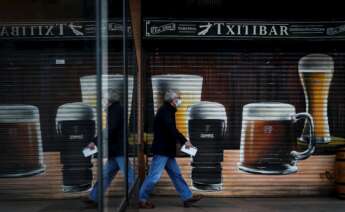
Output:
[175, 99, 182, 108]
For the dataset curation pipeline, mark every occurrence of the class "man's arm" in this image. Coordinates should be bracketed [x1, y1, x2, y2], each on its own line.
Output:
[108, 104, 123, 142]
[161, 112, 187, 145]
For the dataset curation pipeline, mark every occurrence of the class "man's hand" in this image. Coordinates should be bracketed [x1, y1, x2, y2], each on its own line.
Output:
[184, 141, 193, 149]
[87, 142, 96, 150]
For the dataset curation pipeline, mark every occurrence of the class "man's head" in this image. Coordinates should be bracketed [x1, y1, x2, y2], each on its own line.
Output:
[164, 89, 182, 109]
[106, 88, 120, 106]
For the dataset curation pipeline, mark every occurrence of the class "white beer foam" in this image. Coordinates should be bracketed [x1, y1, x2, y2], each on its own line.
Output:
[56, 102, 94, 123]
[242, 102, 296, 121]
[151, 74, 203, 93]
[298, 54, 334, 73]
[0, 105, 40, 123]
[187, 101, 227, 131]
[187, 101, 227, 121]
[80, 74, 134, 121]
[55, 102, 94, 134]
[151, 74, 203, 114]
[80, 74, 134, 104]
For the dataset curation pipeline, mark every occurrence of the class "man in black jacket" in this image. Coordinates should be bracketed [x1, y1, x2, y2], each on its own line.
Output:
[139, 89, 202, 209]
[83, 88, 134, 207]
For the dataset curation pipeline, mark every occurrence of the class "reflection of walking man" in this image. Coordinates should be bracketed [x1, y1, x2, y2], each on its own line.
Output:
[139, 90, 203, 209]
[83, 89, 135, 207]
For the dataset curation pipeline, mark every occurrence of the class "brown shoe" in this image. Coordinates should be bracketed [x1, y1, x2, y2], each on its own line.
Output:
[183, 194, 203, 207]
[138, 200, 155, 209]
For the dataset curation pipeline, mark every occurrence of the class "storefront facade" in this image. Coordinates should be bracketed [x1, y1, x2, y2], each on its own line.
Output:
[0, 1, 345, 211]
[0, 1, 139, 211]
[140, 0, 345, 198]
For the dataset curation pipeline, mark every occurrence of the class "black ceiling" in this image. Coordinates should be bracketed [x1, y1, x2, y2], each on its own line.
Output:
[142, 0, 344, 20]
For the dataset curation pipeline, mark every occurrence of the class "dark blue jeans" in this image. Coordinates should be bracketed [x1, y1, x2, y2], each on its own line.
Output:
[89, 156, 135, 201]
[139, 155, 193, 202]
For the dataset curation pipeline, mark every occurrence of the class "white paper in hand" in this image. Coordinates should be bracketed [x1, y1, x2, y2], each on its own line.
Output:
[82, 146, 98, 157]
[180, 145, 198, 157]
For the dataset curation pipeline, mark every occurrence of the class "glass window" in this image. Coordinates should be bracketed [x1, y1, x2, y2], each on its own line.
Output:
[0, 1, 138, 211]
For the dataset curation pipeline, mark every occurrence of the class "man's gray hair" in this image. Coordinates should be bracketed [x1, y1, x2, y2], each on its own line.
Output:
[164, 89, 178, 103]
[108, 88, 120, 103]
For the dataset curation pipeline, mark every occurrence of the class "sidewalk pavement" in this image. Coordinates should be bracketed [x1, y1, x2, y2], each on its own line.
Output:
[138, 196, 345, 212]
[1, 196, 344, 212]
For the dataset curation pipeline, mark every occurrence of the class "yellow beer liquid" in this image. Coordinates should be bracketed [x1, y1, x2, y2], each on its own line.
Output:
[175, 94, 201, 138]
[300, 71, 333, 138]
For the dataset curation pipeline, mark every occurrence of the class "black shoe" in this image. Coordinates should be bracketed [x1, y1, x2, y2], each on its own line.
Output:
[81, 196, 98, 208]
[138, 200, 155, 209]
[183, 194, 203, 208]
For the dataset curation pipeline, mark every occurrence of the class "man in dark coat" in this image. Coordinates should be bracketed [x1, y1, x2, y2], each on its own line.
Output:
[139, 89, 202, 209]
[83, 88, 134, 207]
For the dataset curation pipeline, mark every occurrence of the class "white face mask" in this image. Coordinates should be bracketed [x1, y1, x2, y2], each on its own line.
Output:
[175, 99, 182, 108]
[102, 99, 108, 111]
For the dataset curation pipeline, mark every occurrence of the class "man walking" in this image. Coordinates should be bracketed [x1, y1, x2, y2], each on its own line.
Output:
[139, 89, 203, 209]
[83, 88, 135, 208]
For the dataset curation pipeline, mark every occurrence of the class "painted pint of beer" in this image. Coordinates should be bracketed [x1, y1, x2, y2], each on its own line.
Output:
[298, 54, 334, 143]
[187, 101, 227, 191]
[151, 74, 203, 138]
[239, 102, 315, 175]
[0, 105, 45, 177]
[56, 102, 95, 192]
